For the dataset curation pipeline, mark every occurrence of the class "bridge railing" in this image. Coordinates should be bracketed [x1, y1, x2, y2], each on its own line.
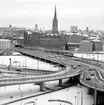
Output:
[80, 69, 104, 91]
[69, 56, 104, 70]
[0, 68, 80, 85]
[80, 77, 104, 91]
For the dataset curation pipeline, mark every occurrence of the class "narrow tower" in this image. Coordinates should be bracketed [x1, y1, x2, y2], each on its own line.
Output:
[52, 6, 58, 34]
[35, 24, 38, 32]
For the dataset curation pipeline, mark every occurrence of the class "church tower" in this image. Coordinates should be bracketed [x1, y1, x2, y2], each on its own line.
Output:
[52, 6, 58, 34]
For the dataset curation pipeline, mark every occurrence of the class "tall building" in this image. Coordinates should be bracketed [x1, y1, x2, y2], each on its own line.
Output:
[70, 26, 78, 33]
[52, 6, 58, 34]
[35, 24, 38, 32]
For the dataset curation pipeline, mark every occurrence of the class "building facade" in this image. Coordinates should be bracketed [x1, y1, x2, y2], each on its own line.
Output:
[39, 35, 66, 50]
[66, 34, 83, 43]
[24, 31, 40, 47]
[0, 39, 11, 49]
[23, 31, 66, 50]
[79, 40, 93, 51]
[70, 26, 78, 33]
[79, 39, 103, 52]
[92, 39, 103, 51]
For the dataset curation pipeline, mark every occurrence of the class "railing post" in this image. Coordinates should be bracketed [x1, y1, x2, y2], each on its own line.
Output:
[59, 79, 62, 86]
[94, 89, 97, 105]
[40, 82, 44, 91]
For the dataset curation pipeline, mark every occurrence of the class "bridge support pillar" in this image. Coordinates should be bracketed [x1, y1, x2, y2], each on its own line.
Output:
[94, 89, 97, 105]
[59, 79, 62, 86]
[72, 77, 75, 80]
[70, 77, 73, 81]
[68, 78, 70, 81]
[88, 88, 93, 95]
[40, 82, 44, 91]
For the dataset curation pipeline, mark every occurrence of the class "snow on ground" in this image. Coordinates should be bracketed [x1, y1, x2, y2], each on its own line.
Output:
[0, 55, 59, 71]
[0, 54, 95, 105]
[0, 79, 94, 105]
[74, 53, 104, 61]
[0, 84, 40, 104]
[8, 86, 94, 105]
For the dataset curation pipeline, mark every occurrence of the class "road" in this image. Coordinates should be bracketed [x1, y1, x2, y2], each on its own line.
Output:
[1, 48, 104, 92]
[15, 48, 104, 92]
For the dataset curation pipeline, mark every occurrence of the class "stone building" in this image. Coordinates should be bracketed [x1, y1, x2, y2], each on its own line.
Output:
[0, 39, 11, 49]
[92, 39, 103, 51]
[79, 40, 93, 51]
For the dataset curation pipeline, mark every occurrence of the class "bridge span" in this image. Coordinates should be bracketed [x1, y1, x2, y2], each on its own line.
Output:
[0, 66, 80, 90]
[14, 48, 104, 92]
[0, 48, 82, 91]
[0, 48, 104, 93]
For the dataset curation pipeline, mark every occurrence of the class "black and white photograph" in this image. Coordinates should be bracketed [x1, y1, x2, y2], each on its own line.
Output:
[0, 0, 104, 105]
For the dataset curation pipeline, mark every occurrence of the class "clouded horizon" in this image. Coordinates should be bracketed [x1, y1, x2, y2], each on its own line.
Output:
[0, 0, 104, 30]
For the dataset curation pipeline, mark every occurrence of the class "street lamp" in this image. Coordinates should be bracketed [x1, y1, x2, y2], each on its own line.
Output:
[20, 92, 23, 105]
[24, 56, 26, 68]
[77, 91, 80, 105]
[75, 96, 77, 105]
[29, 89, 32, 101]
[8, 58, 11, 71]
[94, 83, 97, 105]
[9, 58, 11, 66]
[35, 99, 37, 105]
[19, 84, 20, 90]
[49, 56, 51, 72]
[30, 89, 32, 96]
[37, 59, 39, 70]
[97, 53, 99, 64]
[77, 84, 83, 105]
[67, 88, 69, 101]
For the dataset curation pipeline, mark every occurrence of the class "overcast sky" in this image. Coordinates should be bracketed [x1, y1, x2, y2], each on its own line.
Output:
[0, 0, 104, 30]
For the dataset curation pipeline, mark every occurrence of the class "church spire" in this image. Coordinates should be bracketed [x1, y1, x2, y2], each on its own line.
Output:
[54, 5, 57, 19]
[52, 5, 58, 34]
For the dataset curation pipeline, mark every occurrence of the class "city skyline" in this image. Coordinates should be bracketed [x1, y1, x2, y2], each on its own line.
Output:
[0, 0, 104, 30]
